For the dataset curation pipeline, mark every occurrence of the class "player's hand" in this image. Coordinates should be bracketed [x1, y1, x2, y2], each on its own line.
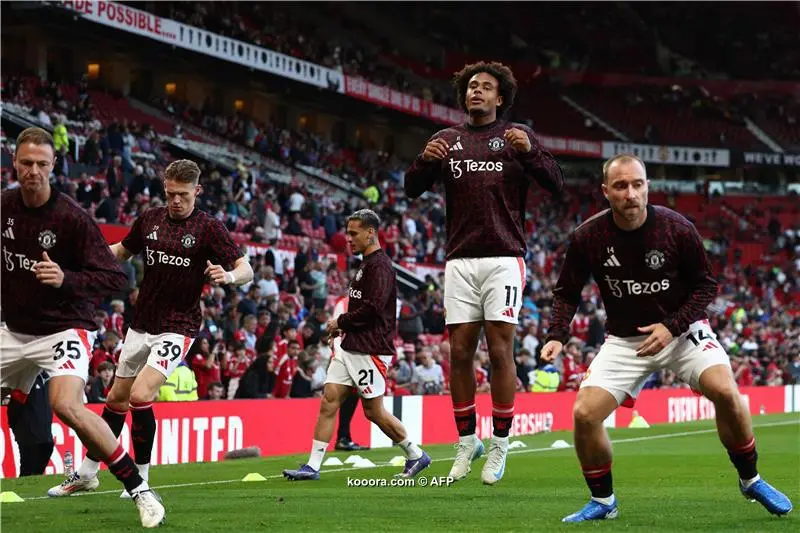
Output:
[421, 138, 450, 162]
[636, 323, 673, 357]
[327, 328, 342, 346]
[33, 252, 64, 288]
[326, 317, 339, 332]
[205, 260, 232, 285]
[539, 340, 563, 363]
[504, 128, 532, 153]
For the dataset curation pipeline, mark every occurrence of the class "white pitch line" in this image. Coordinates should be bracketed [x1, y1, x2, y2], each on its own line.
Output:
[21, 419, 799, 501]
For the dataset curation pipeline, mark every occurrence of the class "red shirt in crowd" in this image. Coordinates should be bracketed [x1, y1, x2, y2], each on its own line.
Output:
[191, 352, 221, 399]
[272, 354, 298, 398]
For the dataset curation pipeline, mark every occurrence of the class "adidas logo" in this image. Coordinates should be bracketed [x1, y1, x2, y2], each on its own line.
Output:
[2, 227, 14, 240]
[604, 254, 621, 267]
[502, 307, 515, 318]
[449, 141, 464, 152]
[146, 231, 158, 241]
[158, 360, 168, 370]
[58, 360, 76, 370]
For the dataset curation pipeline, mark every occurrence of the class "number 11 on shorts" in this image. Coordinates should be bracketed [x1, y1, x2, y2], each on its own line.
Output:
[504, 285, 518, 307]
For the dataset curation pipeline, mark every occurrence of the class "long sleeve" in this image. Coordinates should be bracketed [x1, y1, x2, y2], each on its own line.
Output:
[545, 234, 591, 344]
[337, 264, 392, 333]
[61, 215, 127, 298]
[520, 126, 564, 196]
[662, 225, 719, 337]
[404, 134, 444, 199]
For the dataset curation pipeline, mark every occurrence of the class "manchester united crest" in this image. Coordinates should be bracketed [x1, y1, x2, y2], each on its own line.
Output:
[488, 137, 505, 152]
[181, 234, 196, 248]
[645, 249, 665, 270]
[38, 229, 56, 250]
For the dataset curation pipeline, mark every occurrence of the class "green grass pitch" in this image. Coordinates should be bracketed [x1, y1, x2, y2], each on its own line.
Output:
[2, 413, 798, 532]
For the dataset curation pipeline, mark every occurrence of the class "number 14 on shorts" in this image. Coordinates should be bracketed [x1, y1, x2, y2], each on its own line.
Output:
[684, 326, 719, 352]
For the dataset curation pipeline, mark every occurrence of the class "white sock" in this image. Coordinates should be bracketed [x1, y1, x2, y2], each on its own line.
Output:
[492, 435, 509, 448]
[130, 480, 150, 495]
[459, 434, 477, 445]
[307, 439, 328, 471]
[397, 439, 423, 460]
[137, 463, 150, 482]
[741, 474, 761, 489]
[78, 458, 101, 479]
[591, 494, 615, 506]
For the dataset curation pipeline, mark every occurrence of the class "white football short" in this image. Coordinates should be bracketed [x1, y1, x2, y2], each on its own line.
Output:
[581, 319, 731, 406]
[325, 342, 393, 399]
[116, 329, 195, 379]
[0, 326, 96, 394]
[444, 256, 526, 325]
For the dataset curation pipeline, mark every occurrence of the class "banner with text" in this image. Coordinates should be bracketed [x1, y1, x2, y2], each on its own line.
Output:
[743, 152, 800, 167]
[1, 386, 794, 478]
[602, 142, 730, 168]
[537, 135, 603, 158]
[59, 1, 344, 91]
[344, 75, 464, 126]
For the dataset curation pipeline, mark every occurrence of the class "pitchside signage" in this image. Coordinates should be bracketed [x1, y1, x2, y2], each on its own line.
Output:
[2, 386, 796, 478]
[602, 142, 730, 168]
[743, 152, 800, 167]
[58, 0, 344, 92]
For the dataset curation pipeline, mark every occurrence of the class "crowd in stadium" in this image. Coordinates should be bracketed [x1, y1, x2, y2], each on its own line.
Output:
[2, 71, 798, 404]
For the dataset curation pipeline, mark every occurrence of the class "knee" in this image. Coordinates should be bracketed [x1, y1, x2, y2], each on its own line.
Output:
[573, 400, 604, 426]
[129, 386, 158, 406]
[705, 383, 741, 407]
[319, 392, 341, 416]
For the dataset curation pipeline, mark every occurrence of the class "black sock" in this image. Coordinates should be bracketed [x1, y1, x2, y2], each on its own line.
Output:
[453, 401, 476, 437]
[727, 437, 759, 480]
[131, 402, 156, 465]
[86, 405, 127, 462]
[492, 402, 514, 438]
[337, 394, 358, 442]
[582, 462, 614, 499]
[106, 446, 145, 494]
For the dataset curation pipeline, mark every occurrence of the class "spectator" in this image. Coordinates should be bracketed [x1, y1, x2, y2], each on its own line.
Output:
[87, 361, 116, 404]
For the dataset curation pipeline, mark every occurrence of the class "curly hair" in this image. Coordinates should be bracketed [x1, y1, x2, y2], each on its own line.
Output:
[453, 61, 518, 118]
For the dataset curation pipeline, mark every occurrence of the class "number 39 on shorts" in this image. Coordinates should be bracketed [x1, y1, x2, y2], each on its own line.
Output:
[157, 340, 184, 361]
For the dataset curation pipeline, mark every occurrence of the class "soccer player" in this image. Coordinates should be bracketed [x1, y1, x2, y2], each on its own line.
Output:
[404, 61, 564, 484]
[283, 209, 430, 480]
[50, 159, 253, 497]
[2, 128, 165, 527]
[540, 154, 792, 522]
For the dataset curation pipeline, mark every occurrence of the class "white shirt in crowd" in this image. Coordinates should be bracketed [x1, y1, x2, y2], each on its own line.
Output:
[289, 192, 306, 213]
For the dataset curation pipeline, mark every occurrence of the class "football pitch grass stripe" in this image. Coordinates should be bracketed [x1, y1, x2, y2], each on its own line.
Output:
[24, 419, 798, 501]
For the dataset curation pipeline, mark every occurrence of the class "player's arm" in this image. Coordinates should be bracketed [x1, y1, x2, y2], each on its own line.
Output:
[509, 125, 564, 196]
[404, 134, 448, 199]
[336, 264, 393, 332]
[205, 220, 254, 286]
[661, 224, 719, 338]
[109, 242, 134, 262]
[53, 216, 128, 297]
[541, 233, 591, 360]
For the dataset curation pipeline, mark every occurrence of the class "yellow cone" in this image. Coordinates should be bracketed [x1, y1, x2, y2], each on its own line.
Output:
[242, 473, 267, 482]
[628, 415, 650, 429]
[0, 491, 24, 503]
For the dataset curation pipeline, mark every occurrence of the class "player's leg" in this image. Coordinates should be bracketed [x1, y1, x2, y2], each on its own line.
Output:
[47, 375, 165, 526]
[283, 381, 351, 480]
[123, 333, 192, 490]
[481, 320, 517, 484]
[357, 354, 430, 478]
[75, 329, 149, 484]
[562, 335, 655, 523]
[671, 322, 792, 515]
[478, 257, 525, 484]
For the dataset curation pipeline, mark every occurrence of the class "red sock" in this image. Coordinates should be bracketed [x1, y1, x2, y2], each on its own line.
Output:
[452, 400, 476, 436]
[492, 402, 514, 437]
